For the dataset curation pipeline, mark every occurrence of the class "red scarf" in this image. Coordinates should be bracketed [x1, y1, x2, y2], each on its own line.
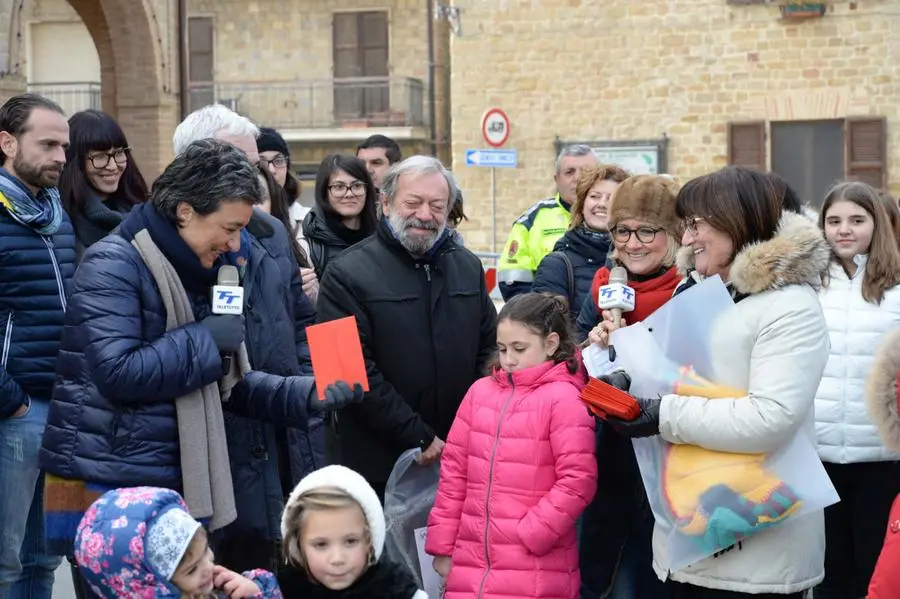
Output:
[590, 266, 681, 323]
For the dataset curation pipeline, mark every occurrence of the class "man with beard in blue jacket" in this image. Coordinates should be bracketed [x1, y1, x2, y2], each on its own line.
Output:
[0, 94, 70, 599]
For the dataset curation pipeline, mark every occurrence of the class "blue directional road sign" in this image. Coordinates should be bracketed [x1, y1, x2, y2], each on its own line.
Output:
[465, 149, 518, 168]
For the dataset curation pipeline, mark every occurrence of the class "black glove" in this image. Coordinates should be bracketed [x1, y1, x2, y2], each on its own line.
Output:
[309, 381, 365, 412]
[607, 396, 661, 438]
[200, 314, 243, 353]
[598, 371, 631, 392]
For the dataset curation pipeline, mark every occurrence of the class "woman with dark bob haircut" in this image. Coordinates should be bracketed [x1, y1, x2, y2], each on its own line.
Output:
[59, 110, 148, 260]
[40, 140, 362, 582]
[601, 166, 832, 598]
[301, 154, 378, 278]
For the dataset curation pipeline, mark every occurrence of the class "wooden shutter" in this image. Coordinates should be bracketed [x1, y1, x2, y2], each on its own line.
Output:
[333, 13, 361, 79]
[360, 12, 389, 116]
[728, 121, 766, 170]
[332, 11, 389, 122]
[845, 117, 887, 190]
[187, 17, 214, 111]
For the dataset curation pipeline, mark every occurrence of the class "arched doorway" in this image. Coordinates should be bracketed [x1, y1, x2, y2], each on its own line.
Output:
[65, 0, 179, 179]
[0, 0, 180, 179]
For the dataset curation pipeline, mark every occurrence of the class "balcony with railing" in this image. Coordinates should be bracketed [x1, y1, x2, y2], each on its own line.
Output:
[189, 76, 428, 140]
[27, 82, 101, 116]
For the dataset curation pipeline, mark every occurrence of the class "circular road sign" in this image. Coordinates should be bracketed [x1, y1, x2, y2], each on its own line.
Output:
[481, 108, 510, 148]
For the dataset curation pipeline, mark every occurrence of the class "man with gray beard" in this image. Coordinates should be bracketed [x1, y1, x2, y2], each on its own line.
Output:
[316, 155, 497, 499]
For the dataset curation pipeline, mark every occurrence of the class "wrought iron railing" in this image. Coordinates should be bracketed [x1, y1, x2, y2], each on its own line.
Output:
[27, 82, 101, 115]
[188, 76, 427, 129]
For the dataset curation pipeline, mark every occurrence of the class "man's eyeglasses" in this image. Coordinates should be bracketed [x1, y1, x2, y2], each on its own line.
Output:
[328, 181, 366, 196]
[612, 225, 662, 244]
[88, 148, 130, 169]
[260, 155, 287, 169]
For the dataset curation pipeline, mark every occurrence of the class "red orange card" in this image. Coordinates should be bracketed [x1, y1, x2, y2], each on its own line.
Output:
[306, 316, 370, 400]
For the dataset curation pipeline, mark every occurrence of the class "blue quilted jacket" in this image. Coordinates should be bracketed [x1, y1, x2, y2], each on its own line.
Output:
[41, 205, 317, 541]
[0, 199, 75, 418]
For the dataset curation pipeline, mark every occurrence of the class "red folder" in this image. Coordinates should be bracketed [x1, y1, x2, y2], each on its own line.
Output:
[580, 377, 641, 421]
[306, 316, 370, 400]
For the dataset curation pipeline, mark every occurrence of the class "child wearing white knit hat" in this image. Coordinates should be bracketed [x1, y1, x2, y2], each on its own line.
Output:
[277, 465, 428, 598]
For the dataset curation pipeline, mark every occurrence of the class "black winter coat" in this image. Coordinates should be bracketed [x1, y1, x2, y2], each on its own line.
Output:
[316, 220, 497, 486]
[302, 205, 373, 279]
[532, 226, 610, 318]
[277, 559, 421, 598]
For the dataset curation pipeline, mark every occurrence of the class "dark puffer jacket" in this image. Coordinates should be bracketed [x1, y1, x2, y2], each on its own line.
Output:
[0, 206, 76, 417]
[532, 226, 611, 317]
[302, 204, 373, 279]
[40, 209, 316, 533]
[246, 210, 324, 488]
[316, 220, 497, 489]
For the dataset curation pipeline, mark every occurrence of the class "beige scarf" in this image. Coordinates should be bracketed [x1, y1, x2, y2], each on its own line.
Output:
[131, 229, 250, 531]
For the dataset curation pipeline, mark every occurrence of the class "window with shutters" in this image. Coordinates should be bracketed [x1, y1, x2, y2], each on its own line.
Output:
[728, 118, 888, 206]
[188, 17, 215, 112]
[771, 120, 844, 208]
[332, 11, 389, 123]
[727, 122, 766, 171]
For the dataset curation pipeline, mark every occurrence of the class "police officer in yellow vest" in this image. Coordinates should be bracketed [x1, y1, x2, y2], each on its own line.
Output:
[498, 144, 598, 300]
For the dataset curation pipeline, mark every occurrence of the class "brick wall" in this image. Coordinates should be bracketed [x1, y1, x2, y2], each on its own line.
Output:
[450, 0, 900, 252]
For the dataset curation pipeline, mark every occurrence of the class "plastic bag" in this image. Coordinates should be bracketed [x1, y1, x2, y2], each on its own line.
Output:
[603, 276, 839, 571]
[383, 448, 441, 588]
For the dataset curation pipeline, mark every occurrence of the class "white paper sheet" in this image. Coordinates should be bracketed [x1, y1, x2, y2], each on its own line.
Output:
[414, 526, 443, 598]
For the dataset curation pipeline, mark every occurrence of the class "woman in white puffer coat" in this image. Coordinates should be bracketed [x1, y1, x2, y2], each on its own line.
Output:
[814, 180, 900, 599]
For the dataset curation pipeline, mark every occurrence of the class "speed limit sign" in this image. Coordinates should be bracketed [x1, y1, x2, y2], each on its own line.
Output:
[481, 108, 510, 148]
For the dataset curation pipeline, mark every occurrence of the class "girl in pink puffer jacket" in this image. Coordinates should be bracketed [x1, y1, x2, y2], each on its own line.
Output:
[426, 293, 597, 599]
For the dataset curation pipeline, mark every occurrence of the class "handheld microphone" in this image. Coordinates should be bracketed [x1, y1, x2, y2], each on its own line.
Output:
[211, 265, 244, 371]
[597, 266, 635, 360]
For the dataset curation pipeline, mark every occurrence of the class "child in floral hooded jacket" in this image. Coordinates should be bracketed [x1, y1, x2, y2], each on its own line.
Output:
[74, 487, 282, 598]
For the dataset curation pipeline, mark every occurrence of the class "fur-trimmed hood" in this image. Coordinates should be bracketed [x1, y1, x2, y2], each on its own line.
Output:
[866, 329, 900, 453]
[676, 210, 830, 296]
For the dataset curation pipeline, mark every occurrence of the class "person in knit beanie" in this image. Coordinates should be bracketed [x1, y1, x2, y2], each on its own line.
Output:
[277, 465, 427, 598]
[256, 126, 319, 302]
[576, 174, 681, 599]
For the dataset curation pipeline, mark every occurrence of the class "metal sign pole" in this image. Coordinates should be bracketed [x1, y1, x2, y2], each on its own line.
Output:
[491, 166, 497, 252]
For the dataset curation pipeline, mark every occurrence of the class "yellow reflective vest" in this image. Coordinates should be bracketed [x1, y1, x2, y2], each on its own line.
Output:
[497, 194, 571, 300]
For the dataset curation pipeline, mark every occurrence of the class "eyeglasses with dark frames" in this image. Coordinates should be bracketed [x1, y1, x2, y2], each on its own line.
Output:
[328, 181, 366, 196]
[260, 155, 287, 169]
[612, 225, 663, 244]
[88, 148, 130, 170]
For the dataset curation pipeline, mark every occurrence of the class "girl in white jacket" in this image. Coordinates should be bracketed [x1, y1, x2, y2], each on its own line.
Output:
[814, 181, 900, 599]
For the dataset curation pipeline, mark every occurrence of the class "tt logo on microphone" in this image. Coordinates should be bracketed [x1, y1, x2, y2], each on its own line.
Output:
[216, 290, 241, 305]
[622, 288, 634, 300]
[600, 288, 614, 298]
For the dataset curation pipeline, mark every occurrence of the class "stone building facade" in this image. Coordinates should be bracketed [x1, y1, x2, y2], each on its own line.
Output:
[2, 0, 440, 181]
[2, 0, 897, 250]
[449, 0, 900, 252]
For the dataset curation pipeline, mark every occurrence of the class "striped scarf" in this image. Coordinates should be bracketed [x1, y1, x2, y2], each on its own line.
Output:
[0, 167, 63, 235]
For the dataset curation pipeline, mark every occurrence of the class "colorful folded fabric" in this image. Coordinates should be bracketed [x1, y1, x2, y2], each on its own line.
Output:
[660, 370, 803, 553]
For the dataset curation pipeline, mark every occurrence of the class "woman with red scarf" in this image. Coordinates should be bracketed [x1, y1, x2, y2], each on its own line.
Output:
[577, 174, 682, 599]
